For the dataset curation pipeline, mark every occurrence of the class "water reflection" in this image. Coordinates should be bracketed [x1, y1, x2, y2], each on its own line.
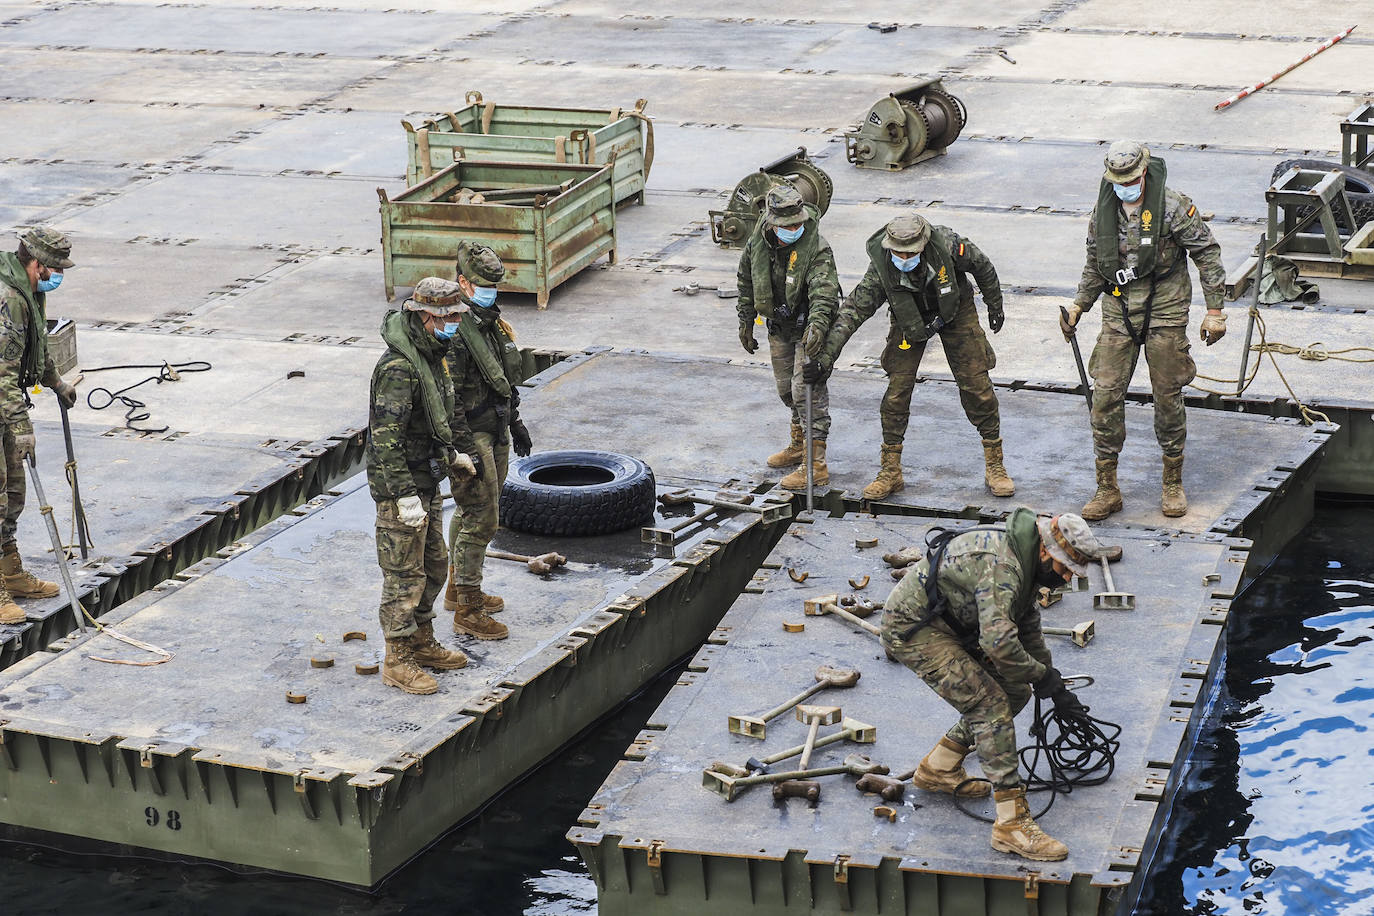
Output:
[1140, 508, 1374, 914]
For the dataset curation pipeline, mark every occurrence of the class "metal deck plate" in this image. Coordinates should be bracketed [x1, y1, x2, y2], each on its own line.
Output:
[0, 473, 782, 885]
[571, 514, 1247, 915]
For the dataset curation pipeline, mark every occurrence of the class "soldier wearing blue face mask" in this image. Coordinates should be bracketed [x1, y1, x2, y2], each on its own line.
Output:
[816, 214, 1011, 502]
[735, 184, 840, 490]
[1061, 140, 1227, 521]
[0, 227, 81, 625]
[442, 242, 528, 639]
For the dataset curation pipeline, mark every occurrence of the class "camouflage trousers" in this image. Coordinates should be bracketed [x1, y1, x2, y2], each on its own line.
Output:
[375, 488, 445, 640]
[878, 299, 1000, 445]
[448, 430, 509, 589]
[768, 334, 830, 440]
[1088, 322, 1196, 459]
[0, 425, 28, 551]
[883, 619, 1030, 790]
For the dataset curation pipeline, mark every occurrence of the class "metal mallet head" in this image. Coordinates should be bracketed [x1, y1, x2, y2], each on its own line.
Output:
[1042, 620, 1095, 647]
[773, 779, 820, 802]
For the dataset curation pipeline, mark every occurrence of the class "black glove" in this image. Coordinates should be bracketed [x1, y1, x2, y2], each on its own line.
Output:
[469, 452, 485, 482]
[1052, 687, 1087, 715]
[510, 420, 532, 458]
[1033, 665, 1064, 699]
[802, 359, 830, 385]
[987, 304, 1005, 334]
[739, 323, 759, 354]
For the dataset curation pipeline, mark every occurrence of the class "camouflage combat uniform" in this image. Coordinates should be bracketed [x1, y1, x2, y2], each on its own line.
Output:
[447, 304, 524, 591]
[823, 225, 1004, 445]
[0, 249, 63, 553]
[736, 207, 839, 440]
[880, 508, 1052, 789]
[1072, 160, 1225, 460]
[366, 309, 455, 640]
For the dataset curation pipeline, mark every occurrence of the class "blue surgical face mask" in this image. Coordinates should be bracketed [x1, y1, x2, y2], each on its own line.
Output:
[774, 225, 805, 245]
[890, 252, 921, 272]
[434, 321, 459, 341]
[37, 271, 63, 293]
[470, 286, 498, 308]
[1113, 181, 1143, 203]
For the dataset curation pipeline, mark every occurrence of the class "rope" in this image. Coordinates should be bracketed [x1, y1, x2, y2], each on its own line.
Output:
[952, 688, 1122, 823]
[1188, 308, 1335, 425]
[80, 361, 212, 433]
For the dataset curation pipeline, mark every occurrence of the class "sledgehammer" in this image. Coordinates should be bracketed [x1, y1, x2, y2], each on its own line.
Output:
[486, 549, 567, 575]
[728, 664, 860, 739]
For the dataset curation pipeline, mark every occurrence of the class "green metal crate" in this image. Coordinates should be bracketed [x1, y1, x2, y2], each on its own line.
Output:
[403, 90, 652, 206]
[377, 157, 618, 308]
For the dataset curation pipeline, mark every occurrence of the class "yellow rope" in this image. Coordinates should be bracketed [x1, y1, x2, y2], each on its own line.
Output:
[1188, 308, 1333, 425]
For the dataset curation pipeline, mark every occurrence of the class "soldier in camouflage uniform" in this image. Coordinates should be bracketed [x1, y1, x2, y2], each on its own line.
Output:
[367, 277, 474, 695]
[443, 242, 529, 640]
[1062, 141, 1227, 520]
[736, 184, 839, 490]
[813, 214, 1012, 501]
[0, 228, 80, 626]
[881, 509, 1110, 862]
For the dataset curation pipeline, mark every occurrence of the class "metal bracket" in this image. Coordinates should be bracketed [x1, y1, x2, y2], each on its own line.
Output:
[833, 854, 853, 911]
[647, 840, 666, 895]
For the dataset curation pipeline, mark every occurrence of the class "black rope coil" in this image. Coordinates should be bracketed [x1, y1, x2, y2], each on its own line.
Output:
[80, 361, 212, 434]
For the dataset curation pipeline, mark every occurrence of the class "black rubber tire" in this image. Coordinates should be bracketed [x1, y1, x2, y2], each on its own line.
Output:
[501, 450, 656, 537]
[1269, 158, 1374, 231]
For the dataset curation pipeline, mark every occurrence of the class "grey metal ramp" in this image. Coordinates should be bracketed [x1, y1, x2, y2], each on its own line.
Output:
[0, 472, 784, 885]
[570, 514, 1247, 915]
[516, 350, 1330, 541]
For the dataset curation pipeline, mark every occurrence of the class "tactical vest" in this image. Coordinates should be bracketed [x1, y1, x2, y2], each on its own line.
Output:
[455, 311, 523, 428]
[1094, 156, 1168, 284]
[864, 227, 962, 344]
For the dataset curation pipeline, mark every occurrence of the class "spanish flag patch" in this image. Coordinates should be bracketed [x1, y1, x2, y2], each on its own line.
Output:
[1187, 205, 1196, 217]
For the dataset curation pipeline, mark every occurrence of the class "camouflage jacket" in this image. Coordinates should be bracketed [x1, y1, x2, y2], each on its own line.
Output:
[823, 225, 1001, 365]
[1073, 185, 1225, 328]
[882, 509, 1052, 685]
[0, 252, 60, 432]
[447, 306, 524, 456]
[366, 311, 455, 502]
[735, 213, 839, 343]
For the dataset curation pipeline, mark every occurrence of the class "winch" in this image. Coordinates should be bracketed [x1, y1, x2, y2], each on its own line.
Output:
[844, 78, 966, 171]
[709, 147, 833, 248]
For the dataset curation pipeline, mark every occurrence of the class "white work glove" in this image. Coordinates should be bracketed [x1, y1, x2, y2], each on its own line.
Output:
[1059, 303, 1083, 341]
[1200, 310, 1226, 346]
[396, 494, 427, 528]
[14, 432, 36, 461]
[450, 452, 476, 479]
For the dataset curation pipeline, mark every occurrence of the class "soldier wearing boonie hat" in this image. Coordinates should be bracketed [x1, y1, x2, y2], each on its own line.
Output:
[877, 508, 1113, 863]
[0, 226, 83, 624]
[815, 211, 1012, 502]
[443, 242, 530, 640]
[1062, 140, 1227, 522]
[734, 183, 841, 491]
[367, 275, 473, 694]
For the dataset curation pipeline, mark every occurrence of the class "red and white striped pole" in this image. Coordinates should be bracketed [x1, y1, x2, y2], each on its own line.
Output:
[1215, 25, 1357, 111]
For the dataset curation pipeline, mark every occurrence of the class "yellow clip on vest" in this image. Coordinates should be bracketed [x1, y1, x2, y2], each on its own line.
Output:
[898, 338, 911, 350]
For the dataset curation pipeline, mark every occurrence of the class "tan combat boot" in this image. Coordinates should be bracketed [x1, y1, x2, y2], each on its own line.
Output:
[982, 438, 1015, 497]
[1161, 454, 1188, 518]
[0, 581, 24, 625]
[861, 444, 905, 500]
[780, 440, 828, 490]
[766, 423, 806, 468]
[443, 568, 503, 613]
[991, 786, 1068, 861]
[410, 621, 468, 670]
[382, 638, 438, 695]
[912, 736, 991, 798]
[1, 546, 59, 599]
[1081, 457, 1123, 521]
[453, 587, 509, 640]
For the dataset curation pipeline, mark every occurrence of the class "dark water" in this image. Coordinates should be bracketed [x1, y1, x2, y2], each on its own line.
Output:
[3, 508, 1372, 915]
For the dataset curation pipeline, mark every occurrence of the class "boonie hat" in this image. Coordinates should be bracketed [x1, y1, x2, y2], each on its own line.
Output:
[762, 184, 807, 227]
[1035, 513, 1109, 578]
[405, 276, 469, 316]
[880, 214, 932, 252]
[1103, 140, 1150, 184]
[455, 242, 506, 287]
[19, 226, 74, 270]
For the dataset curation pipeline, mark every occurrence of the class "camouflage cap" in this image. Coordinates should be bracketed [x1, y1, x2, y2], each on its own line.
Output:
[880, 214, 932, 252]
[1103, 140, 1149, 184]
[455, 242, 505, 287]
[762, 183, 807, 227]
[404, 277, 469, 317]
[1035, 513, 1109, 578]
[19, 226, 74, 270]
